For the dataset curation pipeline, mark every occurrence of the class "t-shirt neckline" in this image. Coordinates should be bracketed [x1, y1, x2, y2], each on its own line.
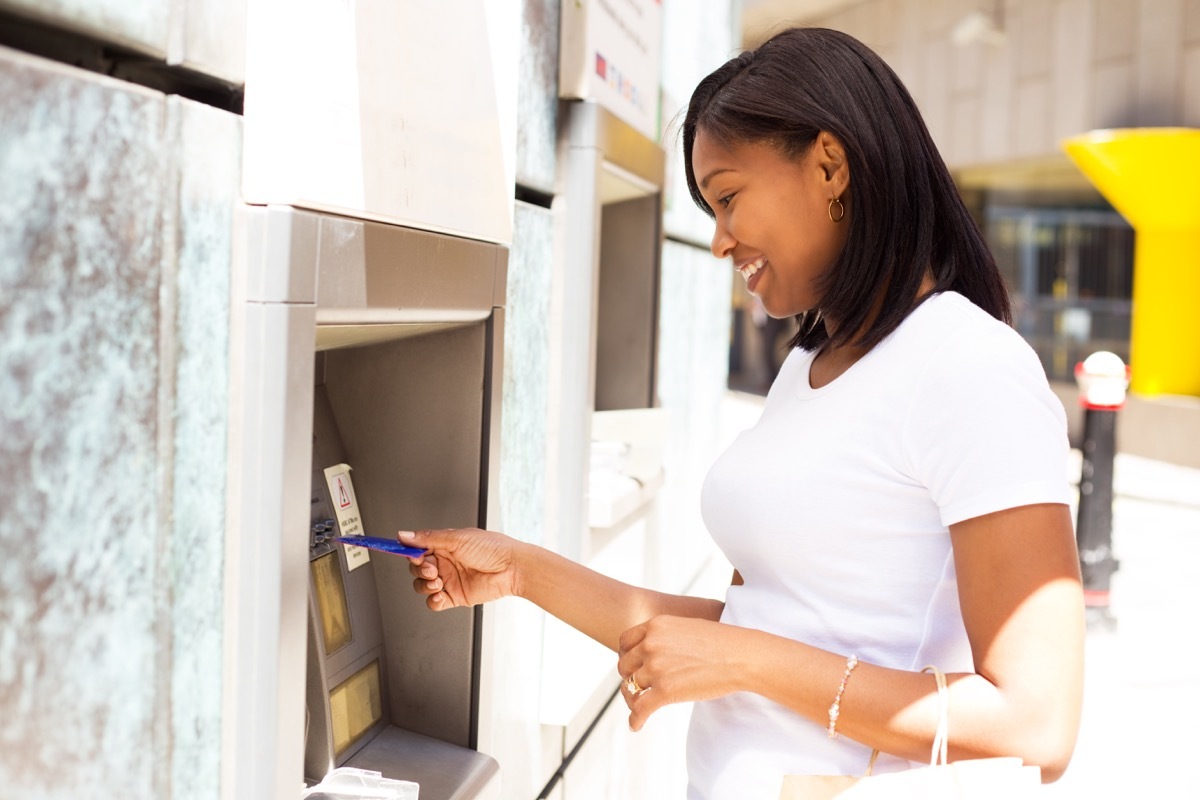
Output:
[792, 291, 956, 401]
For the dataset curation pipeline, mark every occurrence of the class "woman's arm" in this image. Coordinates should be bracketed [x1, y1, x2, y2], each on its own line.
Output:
[402, 528, 724, 652]
[515, 539, 725, 650]
[619, 503, 1084, 781]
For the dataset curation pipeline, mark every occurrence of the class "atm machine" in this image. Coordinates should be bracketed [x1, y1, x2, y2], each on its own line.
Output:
[302, 210, 506, 792]
[228, 4, 514, 798]
[239, 207, 506, 798]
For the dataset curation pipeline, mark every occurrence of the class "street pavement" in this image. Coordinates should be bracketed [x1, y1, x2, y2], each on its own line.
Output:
[720, 391, 1200, 797]
[1046, 450, 1200, 798]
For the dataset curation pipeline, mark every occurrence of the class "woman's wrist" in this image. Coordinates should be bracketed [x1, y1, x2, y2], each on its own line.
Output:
[506, 536, 534, 601]
[719, 625, 777, 695]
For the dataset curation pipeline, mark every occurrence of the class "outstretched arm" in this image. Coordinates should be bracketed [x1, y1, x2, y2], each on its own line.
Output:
[401, 528, 724, 652]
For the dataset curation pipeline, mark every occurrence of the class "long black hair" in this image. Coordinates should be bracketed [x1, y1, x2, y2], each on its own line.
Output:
[683, 28, 1010, 351]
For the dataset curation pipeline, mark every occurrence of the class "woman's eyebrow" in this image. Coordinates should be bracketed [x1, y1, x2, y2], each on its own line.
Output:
[699, 168, 735, 190]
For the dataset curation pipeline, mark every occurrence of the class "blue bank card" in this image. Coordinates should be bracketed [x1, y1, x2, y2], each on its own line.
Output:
[334, 536, 426, 559]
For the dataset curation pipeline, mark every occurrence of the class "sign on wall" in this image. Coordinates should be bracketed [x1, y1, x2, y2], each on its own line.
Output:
[560, 0, 663, 140]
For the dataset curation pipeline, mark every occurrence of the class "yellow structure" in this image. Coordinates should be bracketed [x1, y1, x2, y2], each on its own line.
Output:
[1063, 129, 1200, 397]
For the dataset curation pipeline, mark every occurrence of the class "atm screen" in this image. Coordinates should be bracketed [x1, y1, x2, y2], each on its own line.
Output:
[311, 551, 352, 654]
[329, 659, 384, 755]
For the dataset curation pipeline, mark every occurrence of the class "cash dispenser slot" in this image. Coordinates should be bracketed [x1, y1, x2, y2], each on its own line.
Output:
[270, 205, 503, 798]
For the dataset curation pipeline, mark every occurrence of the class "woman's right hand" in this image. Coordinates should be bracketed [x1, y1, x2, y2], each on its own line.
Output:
[401, 528, 519, 610]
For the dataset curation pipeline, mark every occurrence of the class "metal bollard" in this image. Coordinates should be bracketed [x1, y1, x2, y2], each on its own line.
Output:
[1073, 351, 1130, 632]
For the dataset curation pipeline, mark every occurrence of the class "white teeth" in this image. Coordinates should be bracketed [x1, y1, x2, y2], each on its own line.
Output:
[738, 258, 765, 282]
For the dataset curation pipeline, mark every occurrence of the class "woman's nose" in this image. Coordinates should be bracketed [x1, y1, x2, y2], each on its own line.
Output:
[710, 222, 735, 260]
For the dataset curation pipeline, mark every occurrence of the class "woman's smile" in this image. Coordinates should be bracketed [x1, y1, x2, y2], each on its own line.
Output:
[737, 256, 767, 292]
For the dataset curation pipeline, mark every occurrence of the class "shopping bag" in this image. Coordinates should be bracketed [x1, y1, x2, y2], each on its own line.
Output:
[780, 666, 1041, 799]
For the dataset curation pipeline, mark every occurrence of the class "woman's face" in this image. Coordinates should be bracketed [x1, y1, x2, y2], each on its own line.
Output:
[691, 129, 850, 318]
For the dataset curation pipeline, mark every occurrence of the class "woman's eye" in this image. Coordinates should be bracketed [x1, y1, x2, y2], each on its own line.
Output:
[717, 193, 735, 208]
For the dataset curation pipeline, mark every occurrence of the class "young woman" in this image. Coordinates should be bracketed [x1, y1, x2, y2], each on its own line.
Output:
[400, 27, 1084, 799]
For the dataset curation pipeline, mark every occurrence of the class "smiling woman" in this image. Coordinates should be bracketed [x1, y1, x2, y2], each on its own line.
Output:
[400, 27, 1084, 800]
[690, 132, 850, 319]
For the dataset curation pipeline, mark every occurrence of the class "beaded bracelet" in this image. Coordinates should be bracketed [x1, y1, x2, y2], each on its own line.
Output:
[827, 654, 859, 738]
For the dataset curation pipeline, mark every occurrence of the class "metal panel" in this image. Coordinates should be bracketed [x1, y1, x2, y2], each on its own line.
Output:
[321, 324, 488, 748]
[564, 102, 665, 192]
[244, 205, 319, 304]
[313, 212, 502, 322]
[595, 194, 662, 411]
[225, 300, 316, 800]
[344, 727, 500, 800]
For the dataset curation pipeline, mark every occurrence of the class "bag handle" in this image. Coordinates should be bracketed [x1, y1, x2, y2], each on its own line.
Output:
[862, 664, 948, 776]
[923, 664, 950, 767]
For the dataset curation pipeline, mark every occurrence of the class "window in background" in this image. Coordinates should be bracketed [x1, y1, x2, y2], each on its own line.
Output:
[988, 207, 1134, 382]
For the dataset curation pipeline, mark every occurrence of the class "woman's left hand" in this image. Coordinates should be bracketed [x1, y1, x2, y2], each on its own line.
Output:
[617, 615, 753, 731]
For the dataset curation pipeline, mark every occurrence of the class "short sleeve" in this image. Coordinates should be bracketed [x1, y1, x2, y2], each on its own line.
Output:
[901, 322, 1072, 527]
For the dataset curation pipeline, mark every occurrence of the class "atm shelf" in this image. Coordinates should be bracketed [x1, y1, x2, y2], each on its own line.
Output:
[343, 726, 500, 800]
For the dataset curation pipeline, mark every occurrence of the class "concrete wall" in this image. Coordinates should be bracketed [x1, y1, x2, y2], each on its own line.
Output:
[0, 48, 239, 800]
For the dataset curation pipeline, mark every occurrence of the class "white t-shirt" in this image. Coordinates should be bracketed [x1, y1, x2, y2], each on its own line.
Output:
[686, 291, 1071, 800]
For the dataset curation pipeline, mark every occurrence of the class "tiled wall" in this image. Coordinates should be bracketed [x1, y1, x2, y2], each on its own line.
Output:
[0, 48, 238, 799]
[502, 201, 555, 547]
[515, 0, 559, 195]
[170, 98, 240, 800]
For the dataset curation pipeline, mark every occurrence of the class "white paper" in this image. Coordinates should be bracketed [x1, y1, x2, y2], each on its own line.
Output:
[323, 463, 370, 571]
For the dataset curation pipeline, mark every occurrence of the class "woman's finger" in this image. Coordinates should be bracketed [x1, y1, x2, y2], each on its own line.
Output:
[407, 554, 439, 579]
[616, 646, 644, 683]
[627, 684, 665, 732]
[618, 623, 647, 656]
[411, 575, 443, 596]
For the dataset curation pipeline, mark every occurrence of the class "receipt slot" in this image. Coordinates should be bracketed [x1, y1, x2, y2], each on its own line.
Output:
[241, 206, 505, 798]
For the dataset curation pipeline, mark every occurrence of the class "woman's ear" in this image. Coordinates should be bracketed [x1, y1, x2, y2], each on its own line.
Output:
[815, 131, 850, 196]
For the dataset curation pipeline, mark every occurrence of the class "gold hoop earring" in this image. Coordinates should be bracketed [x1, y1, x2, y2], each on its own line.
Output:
[828, 197, 845, 223]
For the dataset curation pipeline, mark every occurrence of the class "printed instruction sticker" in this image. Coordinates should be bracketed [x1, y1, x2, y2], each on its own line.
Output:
[323, 464, 370, 571]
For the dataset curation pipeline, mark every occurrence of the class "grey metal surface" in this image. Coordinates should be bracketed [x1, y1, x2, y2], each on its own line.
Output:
[245, 204, 319, 304]
[309, 385, 388, 685]
[229, 300, 318, 800]
[320, 325, 488, 749]
[556, 137, 604, 562]
[595, 194, 662, 411]
[314, 211, 506, 324]
[555, 101, 666, 559]
[564, 102, 666, 191]
[304, 607, 335, 782]
[345, 726, 500, 800]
